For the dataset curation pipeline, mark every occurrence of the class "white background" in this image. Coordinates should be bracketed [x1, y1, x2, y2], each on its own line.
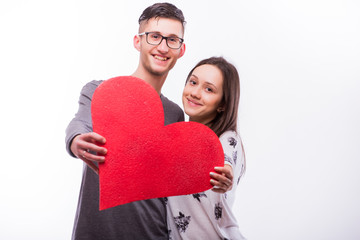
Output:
[1, 0, 359, 239]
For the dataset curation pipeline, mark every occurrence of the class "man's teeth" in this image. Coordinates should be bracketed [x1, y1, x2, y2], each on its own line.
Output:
[154, 55, 167, 61]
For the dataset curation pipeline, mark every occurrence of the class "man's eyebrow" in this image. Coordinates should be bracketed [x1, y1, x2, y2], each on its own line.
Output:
[150, 31, 181, 38]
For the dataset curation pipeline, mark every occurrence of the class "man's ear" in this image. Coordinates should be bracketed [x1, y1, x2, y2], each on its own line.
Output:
[178, 43, 186, 58]
[133, 35, 141, 51]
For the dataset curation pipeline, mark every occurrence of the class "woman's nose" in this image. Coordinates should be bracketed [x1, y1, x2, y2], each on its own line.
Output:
[190, 86, 201, 99]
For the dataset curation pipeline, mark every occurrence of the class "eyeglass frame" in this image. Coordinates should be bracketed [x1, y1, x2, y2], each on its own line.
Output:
[138, 32, 184, 49]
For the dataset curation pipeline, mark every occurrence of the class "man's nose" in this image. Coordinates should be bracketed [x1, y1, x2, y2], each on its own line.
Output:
[157, 38, 169, 52]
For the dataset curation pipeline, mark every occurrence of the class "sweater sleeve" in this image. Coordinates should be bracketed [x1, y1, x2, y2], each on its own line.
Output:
[65, 80, 103, 157]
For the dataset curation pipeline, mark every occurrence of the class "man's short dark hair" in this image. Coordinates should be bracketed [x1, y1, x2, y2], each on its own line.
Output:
[138, 2, 186, 27]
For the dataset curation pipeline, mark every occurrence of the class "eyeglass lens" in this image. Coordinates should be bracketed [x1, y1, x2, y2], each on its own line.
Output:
[146, 32, 182, 49]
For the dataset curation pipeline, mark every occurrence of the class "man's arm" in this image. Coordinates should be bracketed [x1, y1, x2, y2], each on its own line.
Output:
[65, 80, 107, 174]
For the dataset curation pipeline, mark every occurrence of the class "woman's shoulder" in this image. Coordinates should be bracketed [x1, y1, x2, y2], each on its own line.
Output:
[219, 130, 241, 146]
[219, 130, 244, 165]
[220, 130, 246, 181]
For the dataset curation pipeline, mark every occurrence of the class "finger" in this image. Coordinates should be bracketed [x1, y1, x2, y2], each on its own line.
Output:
[210, 180, 227, 193]
[79, 149, 100, 174]
[211, 187, 226, 193]
[79, 135, 107, 156]
[210, 177, 231, 190]
[79, 143, 107, 156]
[210, 180, 229, 192]
[81, 149, 105, 163]
[214, 166, 233, 180]
[210, 172, 232, 187]
[210, 172, 233, 193]
[81, 157, 99, 175]
[211, 171, 232, 184]
[89, 145, 107, 156]
[72, 133, 107, 157]
[82, 132, 106, 144]
[75, 138, 107, 156]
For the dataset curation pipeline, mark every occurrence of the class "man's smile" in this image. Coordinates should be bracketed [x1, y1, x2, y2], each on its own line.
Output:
[153, 54, 169, 61]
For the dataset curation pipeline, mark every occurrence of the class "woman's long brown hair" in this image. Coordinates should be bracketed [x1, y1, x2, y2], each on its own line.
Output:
[186, 56, 246, 175]
[185, 57, 240, 137]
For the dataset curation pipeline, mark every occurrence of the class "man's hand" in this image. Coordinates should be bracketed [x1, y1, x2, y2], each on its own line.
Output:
[70, 132, 107, 174]
[210, 164, 233, 193]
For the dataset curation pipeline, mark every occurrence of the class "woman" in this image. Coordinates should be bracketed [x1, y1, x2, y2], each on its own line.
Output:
[166, 57, 246, 240]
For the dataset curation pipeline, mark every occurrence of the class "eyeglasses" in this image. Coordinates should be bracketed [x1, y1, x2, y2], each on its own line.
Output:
[138, 32, 184, 49]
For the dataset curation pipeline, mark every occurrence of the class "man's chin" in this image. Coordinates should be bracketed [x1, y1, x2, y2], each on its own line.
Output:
[146, 70, 164, 77]
[149, 66, 171, 77]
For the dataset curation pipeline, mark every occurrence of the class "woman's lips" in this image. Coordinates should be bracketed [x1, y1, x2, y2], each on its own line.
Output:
[187, 98, 202, 107]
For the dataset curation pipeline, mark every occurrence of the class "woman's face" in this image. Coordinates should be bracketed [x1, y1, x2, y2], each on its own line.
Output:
[182, 64, 224, 124]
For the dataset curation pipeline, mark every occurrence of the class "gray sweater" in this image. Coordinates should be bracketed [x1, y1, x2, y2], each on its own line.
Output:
[65, 80, 184, 240]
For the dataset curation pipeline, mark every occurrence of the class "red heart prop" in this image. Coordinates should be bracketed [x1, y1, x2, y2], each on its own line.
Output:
[91, 76, 224, 210]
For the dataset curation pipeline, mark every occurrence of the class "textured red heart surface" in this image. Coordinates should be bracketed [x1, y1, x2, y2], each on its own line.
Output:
[91, 76, 224, 210]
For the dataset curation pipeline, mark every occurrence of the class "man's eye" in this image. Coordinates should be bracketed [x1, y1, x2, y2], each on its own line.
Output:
[151, 34, 161, 39]
[168, 37, 178, 43]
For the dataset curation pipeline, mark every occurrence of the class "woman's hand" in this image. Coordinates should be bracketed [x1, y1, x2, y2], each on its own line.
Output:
[70, 132, 107, 174]
[210, 164, 233, 193]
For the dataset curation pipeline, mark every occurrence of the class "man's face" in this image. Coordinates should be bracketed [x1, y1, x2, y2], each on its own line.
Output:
[135, 17, 185, 77]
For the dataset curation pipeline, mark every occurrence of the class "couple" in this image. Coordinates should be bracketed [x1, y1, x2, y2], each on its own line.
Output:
[65, 2, 246, 240]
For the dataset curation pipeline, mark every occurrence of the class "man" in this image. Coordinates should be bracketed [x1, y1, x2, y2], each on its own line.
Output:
[65, 3, 186, 239]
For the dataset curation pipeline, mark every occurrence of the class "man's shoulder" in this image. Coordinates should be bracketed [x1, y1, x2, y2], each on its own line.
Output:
[82, 80, 104, 91]
[160, 94, 184, 124]
[79, 80, 104, 97]
[160, 94, 182, 112]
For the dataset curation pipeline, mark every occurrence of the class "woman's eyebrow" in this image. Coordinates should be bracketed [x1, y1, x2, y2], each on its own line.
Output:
[205, 81, 218, 90]
[190, 74, 199, 79]
[191, 74, 218, 90]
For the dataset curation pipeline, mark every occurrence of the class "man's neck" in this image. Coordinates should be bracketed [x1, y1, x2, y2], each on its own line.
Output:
[132, 69, 168, 95]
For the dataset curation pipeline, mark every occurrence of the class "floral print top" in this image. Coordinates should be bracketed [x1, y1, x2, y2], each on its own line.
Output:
[166, 130, 246, 240]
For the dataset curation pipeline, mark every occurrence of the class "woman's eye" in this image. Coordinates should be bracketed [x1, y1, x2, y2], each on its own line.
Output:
[189, 80, 196, 85]
[206, 87, 213, 92]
